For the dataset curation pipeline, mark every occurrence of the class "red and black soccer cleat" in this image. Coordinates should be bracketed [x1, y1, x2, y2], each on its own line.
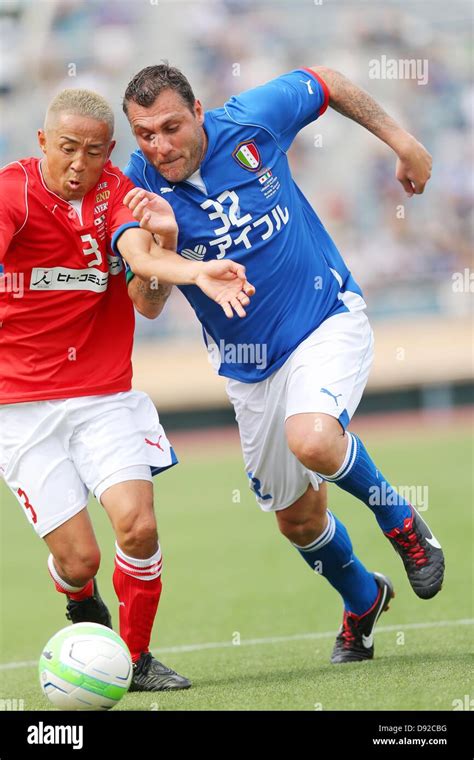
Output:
[384, 506, 444, 600]
[66, 578, 112, 629]
[331, 572, 394, 664]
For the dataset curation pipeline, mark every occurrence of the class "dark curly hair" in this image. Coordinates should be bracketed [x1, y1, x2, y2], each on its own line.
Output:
[123, 62, 196, 115]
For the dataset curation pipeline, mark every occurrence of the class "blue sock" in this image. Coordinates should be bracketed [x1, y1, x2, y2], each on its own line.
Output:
[323, 432, 411, 533]
[293, 511, 378, 615]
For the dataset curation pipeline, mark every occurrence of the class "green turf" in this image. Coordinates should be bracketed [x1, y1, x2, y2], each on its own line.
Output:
[0, 426, 472, 711]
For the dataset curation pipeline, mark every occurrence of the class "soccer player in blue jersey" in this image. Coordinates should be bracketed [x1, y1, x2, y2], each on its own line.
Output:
[121, 64, 445, 663]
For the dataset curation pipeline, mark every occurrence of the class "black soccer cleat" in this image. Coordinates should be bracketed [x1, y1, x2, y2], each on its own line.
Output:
[384, 506, 444, 600]
[331, 572, 394, 664]
[65, 578, 112, 629]
[129, 652, 191, 692]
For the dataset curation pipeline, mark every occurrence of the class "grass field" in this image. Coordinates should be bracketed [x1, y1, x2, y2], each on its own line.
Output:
[0, 419, 472, 711]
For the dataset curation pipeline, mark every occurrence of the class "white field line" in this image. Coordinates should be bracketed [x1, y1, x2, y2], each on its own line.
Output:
[0, 618, 472, 672]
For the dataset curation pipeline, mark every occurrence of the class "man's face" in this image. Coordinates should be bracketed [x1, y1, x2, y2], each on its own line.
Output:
[38, 113, 114, 201]
[126, 89, 206, 183]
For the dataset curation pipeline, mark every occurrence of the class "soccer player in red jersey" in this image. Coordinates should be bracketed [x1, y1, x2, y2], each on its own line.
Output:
[0, 89, 254, 693]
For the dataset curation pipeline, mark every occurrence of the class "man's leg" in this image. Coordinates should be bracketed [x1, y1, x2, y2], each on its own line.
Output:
[286, 413, 444, 599]
[66, 390, 187, 690]
[101, 479, 160, 662]
[100, 478, 190, 691]
[226, 356, 394, 663]
[276, 483, 394, 663]
[286, 414, 411, 532]
[0, 395, 112, 626]
[276, 483, 380, 616]
[44, 508, 111, 626]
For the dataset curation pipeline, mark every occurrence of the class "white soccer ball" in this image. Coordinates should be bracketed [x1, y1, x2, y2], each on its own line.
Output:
[39, 623, 132, 710]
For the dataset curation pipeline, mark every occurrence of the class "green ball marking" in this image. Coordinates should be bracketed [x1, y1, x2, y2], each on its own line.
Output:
[39, 623, 132, 703]
[40, 664, 128, 701]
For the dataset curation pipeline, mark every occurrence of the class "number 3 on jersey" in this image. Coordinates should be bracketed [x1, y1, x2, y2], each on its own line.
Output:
[81, 233, 102, 267]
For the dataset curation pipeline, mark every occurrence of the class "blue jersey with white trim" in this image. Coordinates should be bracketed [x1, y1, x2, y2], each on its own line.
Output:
[124, 68, 365, 383]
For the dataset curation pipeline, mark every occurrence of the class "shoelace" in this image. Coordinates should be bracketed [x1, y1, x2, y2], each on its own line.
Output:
[340, 611, 359, 647]
[133, 652, 153, 675]
[394, 527, 428, 566]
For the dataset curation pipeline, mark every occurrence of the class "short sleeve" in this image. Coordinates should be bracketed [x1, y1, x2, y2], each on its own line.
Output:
[123, 154, 142, 187]
[0, 201, 18, 261]
[123, 152, 143, 187]
[224, 68, 329, 152]
[0, 163, 27, 260]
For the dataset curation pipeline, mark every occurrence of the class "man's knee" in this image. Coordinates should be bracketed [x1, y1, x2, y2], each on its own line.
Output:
[55, 547, 101, 588]
[278, 513, 319, 545]
[101, 481, 157, 557]
[276, 487, 328, 545]
[286, 414, 345, 474]
[115, 509, 158, 557]
[287, 433, 338, 473]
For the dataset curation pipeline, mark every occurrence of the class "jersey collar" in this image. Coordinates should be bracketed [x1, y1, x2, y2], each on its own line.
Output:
[37, 158, 104, 208]
[37, 159, 71, 207]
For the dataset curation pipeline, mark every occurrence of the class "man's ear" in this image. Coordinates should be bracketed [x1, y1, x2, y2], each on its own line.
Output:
[107, 139, 116, 159]
[37, 129, 47, 154]
[194, 99, 204, 126]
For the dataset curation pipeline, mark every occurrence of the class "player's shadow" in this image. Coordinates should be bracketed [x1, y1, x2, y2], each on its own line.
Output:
[369, 651, 471, 667]
[194, 650, 470, 689]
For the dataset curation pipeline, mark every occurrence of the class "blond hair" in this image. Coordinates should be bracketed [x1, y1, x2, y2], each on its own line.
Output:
[45, 89, 114, 136]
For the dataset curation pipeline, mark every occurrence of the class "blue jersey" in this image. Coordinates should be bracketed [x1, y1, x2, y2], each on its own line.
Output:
[124, 68, 365, 383]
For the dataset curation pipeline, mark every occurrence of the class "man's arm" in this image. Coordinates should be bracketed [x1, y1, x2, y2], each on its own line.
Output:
[116, 226, 255, 319]
[118, 196, 206, 286]
[310, 66, 432, 197]
[128, 276, 172, 320]
[124, 214, 176, 320]
[117, 227, 201, 285]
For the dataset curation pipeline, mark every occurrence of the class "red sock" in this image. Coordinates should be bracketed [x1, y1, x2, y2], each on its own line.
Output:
[60, 579, 94, 601]
[47, 553, 94, 601]
[113, 542, 163, 662]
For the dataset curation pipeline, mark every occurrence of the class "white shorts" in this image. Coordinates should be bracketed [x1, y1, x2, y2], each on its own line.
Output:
[226, 309, 374, 512]
[0, 390, 177, 538]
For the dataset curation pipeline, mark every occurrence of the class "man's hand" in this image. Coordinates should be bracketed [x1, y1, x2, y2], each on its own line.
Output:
[124, 188, 178, 240]
[393, 133, 432, 197]
[195, 260, 256, 318]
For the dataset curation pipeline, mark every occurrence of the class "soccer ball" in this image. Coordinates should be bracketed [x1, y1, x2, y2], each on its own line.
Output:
[39, 623, 132, 710]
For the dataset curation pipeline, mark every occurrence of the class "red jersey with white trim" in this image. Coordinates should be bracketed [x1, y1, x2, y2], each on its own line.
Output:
[0, 157, 139, 404]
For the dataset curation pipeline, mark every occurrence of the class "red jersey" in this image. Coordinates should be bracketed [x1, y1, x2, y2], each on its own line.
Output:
[0, 158, 139, 404]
